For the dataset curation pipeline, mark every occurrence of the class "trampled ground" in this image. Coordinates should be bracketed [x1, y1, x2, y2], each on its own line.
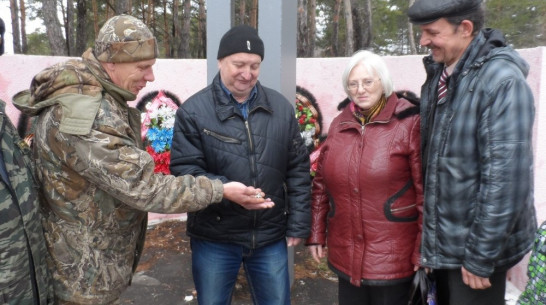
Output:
[120, 220, 338, 305]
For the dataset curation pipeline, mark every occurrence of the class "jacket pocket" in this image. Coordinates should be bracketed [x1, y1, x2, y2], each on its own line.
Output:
[203, 128, 242, 144]
[384, 180, 418, 222]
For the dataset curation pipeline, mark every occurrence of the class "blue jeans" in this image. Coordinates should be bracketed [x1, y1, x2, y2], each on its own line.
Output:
[191, 238, 291, 305]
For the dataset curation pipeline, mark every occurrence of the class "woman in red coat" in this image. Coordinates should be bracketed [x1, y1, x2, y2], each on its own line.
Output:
[307, 50, 423, 305]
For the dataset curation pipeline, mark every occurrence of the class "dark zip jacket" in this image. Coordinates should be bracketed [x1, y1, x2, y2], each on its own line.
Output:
[170, 73, 311, 248]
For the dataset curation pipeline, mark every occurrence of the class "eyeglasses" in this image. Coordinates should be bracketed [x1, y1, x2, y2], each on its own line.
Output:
[347, 78, 379, 92]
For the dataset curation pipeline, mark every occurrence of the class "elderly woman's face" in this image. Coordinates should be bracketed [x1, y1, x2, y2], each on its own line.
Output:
[347, 63, 383, 110]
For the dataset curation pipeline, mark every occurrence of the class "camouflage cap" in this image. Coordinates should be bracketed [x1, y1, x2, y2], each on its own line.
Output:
[94, 14, 158, 63]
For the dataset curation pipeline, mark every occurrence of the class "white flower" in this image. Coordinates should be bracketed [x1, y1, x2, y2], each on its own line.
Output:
[161, 116, 176, 129]
[158, 105, 174, 119]
[148, 108, 160, 120]
[301, 128, 316, 147]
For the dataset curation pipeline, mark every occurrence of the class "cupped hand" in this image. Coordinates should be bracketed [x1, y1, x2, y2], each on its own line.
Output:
[223, 182, 275, 210]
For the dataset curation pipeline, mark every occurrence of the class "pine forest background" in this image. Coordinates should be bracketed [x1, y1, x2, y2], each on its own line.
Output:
[4, 0, 546, 58]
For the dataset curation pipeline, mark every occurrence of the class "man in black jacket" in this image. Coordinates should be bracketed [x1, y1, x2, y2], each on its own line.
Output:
[170, 25, 311, 305]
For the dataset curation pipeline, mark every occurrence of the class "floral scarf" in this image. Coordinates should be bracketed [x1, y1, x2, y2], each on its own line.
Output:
[350, 95, 387, 125]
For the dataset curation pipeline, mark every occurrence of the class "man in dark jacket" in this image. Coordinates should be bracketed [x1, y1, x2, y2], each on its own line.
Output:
[170, 25, 311, 304]
[1, 100, 52, 304]
[408, 0, 536, 304]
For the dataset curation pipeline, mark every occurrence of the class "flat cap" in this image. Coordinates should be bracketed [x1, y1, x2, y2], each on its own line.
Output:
[408, 0, 483, 24]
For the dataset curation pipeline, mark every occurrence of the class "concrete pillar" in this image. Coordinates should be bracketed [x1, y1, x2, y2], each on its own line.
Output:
[258, 0, 298, 286]
[258, 1, 297, 106]
[206, 1, 232, 84]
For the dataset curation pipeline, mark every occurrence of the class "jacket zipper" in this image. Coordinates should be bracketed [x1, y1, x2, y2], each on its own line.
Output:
[202, 129, 241, 144]
[390, 203, 417, 213]
[244, 120, 258, 249]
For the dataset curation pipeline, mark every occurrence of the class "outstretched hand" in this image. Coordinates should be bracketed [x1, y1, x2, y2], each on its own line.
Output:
[223, 182, 275, 210]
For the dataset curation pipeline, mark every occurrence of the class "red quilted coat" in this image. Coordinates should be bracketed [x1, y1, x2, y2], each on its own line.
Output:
[307, 93, 423, 287]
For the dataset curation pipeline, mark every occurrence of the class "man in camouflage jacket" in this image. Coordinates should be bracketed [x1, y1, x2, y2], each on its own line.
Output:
[12, 15, 272, 305]
[1, 100, 52, 304]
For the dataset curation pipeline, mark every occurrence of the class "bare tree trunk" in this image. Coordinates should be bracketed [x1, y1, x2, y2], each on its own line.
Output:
[43, 0, 67, 55]
[18, 0, 27, 53]
[408, 0, 417, 54]
[76, 0, 88, 55]
[178, 0, 191, 58]
[331, 0, 341, 56]
[197, 0, 206, 58]
[116, 0, 130, 14]
[250, 0, 258, 28]
[9, 0, 21, 53]
[66, 0, 77, 56]
[308, 0, 316, 57]
[238, 0, 246, 25]
[162, 0, 170, 57]
[352, 0, 372, 50]
[343, 0, 353, 56]
[92, 0, 99, 36]
[172, 0, 181, 57]
[343, 0, 355, 56]
[105, 0, 113, 20]
[147, 0, 154, 27]
[297, 0, 308, 57]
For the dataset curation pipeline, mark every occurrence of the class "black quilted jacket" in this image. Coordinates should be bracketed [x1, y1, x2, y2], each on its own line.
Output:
[170, 73, 311, 249]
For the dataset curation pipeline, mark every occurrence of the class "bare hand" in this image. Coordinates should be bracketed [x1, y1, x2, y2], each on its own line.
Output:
[222, 182, 275, 210]
[307, 244, 325, 264]
[461, 266, 491, 289]
[287, 237, 303, 247]
[414, 266, 431, 273]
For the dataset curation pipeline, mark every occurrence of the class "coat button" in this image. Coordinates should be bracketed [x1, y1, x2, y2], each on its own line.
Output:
[422, 258, 427, 263]
[216, 216, 221, 221]
[353, 188, 358, 194]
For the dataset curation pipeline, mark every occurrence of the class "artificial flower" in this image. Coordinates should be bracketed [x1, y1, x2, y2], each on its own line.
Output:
[141, 91, 179, 174]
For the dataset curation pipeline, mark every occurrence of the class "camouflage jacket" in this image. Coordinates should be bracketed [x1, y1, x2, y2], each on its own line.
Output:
[0, 100, 52, 304]
[12, 49, 223, 304]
